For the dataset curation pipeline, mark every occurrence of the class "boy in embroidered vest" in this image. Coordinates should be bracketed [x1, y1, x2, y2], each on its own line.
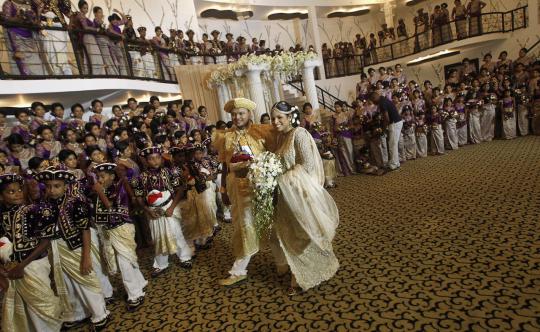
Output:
[92, 163, 147, 311]
[183, 142, 220, 249]
[0, 174, 62, 332]
[131, 146, 194, 278]
[35, 166, 109, 331]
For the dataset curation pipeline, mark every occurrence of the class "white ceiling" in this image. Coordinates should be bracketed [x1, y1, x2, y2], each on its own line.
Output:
[195, 0, 386, 20]
[195, 0, 420, 20]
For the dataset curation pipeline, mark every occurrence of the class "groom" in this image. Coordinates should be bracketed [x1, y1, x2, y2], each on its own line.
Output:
[212, 98, 273, 286]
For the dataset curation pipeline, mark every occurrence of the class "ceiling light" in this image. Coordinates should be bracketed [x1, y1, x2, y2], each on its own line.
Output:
[407, 49, 460, 66]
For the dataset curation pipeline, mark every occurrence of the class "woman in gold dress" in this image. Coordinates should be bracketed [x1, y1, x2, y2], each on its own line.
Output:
[269, 101, 339, 294]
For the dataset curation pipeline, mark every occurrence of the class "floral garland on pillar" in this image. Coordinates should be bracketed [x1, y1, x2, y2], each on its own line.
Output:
[207, 51, 319, 88]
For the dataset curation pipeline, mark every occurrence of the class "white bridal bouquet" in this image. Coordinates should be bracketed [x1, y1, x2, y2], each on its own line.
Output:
[247, 151, 284, 239]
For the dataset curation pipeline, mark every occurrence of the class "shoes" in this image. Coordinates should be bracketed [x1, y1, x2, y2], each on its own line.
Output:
[61, 317, 90, 330]
[127, 296, 145, 311]
[287, 286, 303, 296]
[213, 225, 222, 235]
[92, 316, 109, 331]
[151, 267, 168, 278]
[223, 218, 232, 224]
[179, 260, 193, 270]
[104, 296, 115, 305]
[218, 275, 247, 286]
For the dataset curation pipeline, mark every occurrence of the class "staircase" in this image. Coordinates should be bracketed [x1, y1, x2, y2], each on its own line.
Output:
[287, 81, 349, 112]
[282, 84, 306, 108]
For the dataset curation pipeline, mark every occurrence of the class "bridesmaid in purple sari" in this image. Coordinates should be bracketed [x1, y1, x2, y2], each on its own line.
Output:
[30, 101, 49, 132]
[6, 133, 35, 170]
[1, 0, 44, 75]
[332, 101, 356, 175]
[35, 125, 62, 159]
[11, 109, 33, 144]
[73, 0, 106, 75]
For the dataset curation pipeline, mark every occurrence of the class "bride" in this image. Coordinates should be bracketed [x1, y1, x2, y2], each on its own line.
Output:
[269, 101, 340, 294]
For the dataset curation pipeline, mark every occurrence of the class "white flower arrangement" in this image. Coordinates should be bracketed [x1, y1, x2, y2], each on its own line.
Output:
[247, 151, 284, 239]
[207, 51, 319, 88]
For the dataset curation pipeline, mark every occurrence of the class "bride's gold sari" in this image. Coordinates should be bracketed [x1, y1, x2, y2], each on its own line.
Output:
[273, 127, 339, 290]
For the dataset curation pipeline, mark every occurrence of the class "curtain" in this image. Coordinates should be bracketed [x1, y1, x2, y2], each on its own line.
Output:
[174, 64, 222, 122]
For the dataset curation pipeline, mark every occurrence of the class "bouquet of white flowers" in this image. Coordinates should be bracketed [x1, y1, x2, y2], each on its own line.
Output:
[247, 151, 284, 239]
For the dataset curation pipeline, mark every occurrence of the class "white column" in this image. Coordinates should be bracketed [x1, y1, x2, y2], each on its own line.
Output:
[383, 0, 396, 28]
[307, 6, 325, 80]
[216, 84, 228, 121]
[239, 63, 270, 123]
[302, 59, 321, 114]
[272, 72, 284, 104]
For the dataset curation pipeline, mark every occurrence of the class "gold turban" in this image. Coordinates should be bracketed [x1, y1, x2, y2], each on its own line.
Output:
[224, 98, 256, 113]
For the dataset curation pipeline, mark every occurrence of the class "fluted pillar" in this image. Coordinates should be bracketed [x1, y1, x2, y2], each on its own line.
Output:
[238, 63, 270, 123]
[216, 84, 229, 121]
[272, 72, 284, 104]
[302, 59, 320, 114]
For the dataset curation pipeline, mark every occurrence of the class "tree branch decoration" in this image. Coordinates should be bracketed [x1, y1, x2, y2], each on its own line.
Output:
[277, 22, 296, 46]
[334, 84, 342, 98]
[318, 22, 335, 47]
[199, 23, 208, 35]
[353, 17, 366, 37]
[273, 32, 282, 47]
[411, 67, 422, 83]
[183, 15, 193, 31]
[222, 21, 232, 34]
[101, 0, 112, 13]
[516, 37, 530, 50]
[166, 0, 180, 29]
[346, 27, 353, 43]
[337, 18, 344, 42]
[265, 25, 272, 48]
[242, 20, 253, 39]
[431, 64, 444, 86]
[133, 0, 165, 28]
[119, 1, 132, 16]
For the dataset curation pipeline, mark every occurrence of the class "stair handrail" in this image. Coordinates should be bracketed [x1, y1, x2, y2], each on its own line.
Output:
[288, 80, 351, 112]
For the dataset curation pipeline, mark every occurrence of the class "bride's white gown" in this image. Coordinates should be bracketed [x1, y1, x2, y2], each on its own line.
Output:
[273, 127, 340, 290]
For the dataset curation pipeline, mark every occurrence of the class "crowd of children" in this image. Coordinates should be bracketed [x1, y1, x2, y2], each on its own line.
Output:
[306, 55, 539, 183]
[0, 51, 538, 330]
[0, 97, 231, 331]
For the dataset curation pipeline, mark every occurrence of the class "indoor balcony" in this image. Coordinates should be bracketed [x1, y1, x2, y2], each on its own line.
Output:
[322, 5, 528, 79]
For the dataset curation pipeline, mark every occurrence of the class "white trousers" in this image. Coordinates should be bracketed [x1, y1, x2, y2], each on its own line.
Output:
[387, 120, 404, 169]
[151, 210, 194, 269]
[117, 254, 147, 301]
[228, 255, 253, 277]
[62, 270, 109, 323]
[90, 228, 114, 298]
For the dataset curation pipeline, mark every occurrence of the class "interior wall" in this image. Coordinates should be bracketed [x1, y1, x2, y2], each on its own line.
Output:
[197, 18, 314, 49]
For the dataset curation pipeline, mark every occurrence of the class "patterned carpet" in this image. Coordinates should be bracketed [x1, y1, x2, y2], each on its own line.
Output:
[47, 137, 540, 331]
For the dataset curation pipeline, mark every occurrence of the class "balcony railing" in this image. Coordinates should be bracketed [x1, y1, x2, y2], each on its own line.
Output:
[322, 5, 528, 79]
[0, 5, 527, 84]
[0, 18, 280, 84]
